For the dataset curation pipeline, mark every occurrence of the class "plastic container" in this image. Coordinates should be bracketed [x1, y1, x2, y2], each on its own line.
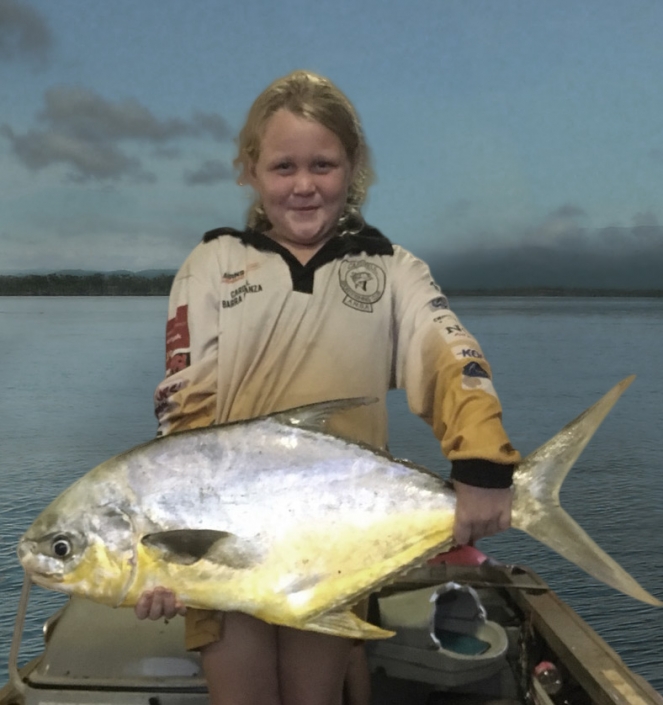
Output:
[369, 582, 509, 688]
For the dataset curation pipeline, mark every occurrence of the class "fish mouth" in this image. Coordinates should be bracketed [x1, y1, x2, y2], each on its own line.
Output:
[16, 539, 34, 565]
[17, 540, 64, 584]
[20, 558, 65, 585]
[30, 572, 65, 586]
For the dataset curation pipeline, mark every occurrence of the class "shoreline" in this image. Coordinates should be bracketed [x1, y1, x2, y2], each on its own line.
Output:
[1, 274, 662, 297]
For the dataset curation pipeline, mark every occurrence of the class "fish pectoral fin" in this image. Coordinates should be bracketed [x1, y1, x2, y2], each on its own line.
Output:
[141, 530, 259, 569]
[302, 610, 395, 640]
[205, 533, 262, 569]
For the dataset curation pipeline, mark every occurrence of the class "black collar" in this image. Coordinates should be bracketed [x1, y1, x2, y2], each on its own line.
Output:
[203, 225, 394, 294]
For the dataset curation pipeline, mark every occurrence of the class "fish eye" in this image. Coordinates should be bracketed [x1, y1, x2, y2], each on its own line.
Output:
[52, 535, 72, 559]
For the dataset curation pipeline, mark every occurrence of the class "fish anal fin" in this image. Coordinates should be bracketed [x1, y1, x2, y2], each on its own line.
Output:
[141, 530, 259, 569]
[302, 610, 395, 640]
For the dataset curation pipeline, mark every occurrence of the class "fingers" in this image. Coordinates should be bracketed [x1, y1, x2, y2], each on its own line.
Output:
[134, 588, 186, 620]
[453, 518, 499, 545]
[453, 518, 472, 547]
[164, 589, 187, 617]
[454, 513, 509, 544]
[134, 591, 153, 620]
[160, 589, 179, 619]
[452, 482, 512, 545]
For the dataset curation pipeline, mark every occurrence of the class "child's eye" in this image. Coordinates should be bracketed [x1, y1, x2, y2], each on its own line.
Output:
[312, 160, 334, 173]
[272, 161, 294, 172]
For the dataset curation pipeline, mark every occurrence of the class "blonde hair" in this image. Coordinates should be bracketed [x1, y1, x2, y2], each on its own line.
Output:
[234, 70, 373, 235]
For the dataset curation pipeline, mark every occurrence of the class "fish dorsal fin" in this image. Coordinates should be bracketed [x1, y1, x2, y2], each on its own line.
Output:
[268, 397, 378, 433]
[141, 530, 261, 569]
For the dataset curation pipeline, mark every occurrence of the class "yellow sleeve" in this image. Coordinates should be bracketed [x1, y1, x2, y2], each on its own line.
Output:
[432, 343, 519, 487]
[391, 246, 520, 484]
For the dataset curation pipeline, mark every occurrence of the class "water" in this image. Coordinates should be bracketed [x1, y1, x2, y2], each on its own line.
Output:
[1, 296, 661, 692]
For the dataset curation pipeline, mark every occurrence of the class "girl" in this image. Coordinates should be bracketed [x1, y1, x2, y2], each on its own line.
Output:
[137, 70, 518, 705]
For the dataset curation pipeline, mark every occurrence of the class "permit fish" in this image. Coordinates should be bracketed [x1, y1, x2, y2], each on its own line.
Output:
[17, 377, 661, 639]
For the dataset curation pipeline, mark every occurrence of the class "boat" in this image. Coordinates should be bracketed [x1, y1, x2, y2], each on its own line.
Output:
[3, 546, 661, 705]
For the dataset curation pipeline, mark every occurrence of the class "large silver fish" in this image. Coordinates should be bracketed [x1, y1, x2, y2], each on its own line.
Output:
[17, 377, 661, 639]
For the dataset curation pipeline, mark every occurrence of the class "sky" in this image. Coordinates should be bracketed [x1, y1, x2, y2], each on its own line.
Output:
[1, 0, 662, 286]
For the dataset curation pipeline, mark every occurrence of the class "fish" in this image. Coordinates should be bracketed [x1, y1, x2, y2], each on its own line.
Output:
[17, 376, 661, 640]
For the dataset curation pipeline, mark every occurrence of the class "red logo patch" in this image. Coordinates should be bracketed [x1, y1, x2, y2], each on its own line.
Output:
[165, 305, 191, 375]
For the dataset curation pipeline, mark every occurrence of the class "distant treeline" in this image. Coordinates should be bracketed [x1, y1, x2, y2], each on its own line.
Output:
[1, 273, 662, 297]
[0, 273, 175, 296]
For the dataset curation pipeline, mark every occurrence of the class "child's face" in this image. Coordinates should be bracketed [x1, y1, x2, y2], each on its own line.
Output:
[249, 109, 352, 256]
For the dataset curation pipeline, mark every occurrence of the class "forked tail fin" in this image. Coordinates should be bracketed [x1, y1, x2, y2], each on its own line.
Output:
[511, 376, 661, 606]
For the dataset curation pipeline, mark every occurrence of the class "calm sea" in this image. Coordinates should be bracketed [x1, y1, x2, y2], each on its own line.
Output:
[1, 296, 661, 692]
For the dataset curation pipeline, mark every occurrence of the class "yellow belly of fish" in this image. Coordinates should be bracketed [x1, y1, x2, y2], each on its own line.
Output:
[122, 508, 454, 628]
[61, 542, 134, 606]
[254, 509, 455, 627]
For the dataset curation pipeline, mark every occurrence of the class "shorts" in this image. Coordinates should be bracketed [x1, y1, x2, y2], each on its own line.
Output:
[184, 599, 370, 651]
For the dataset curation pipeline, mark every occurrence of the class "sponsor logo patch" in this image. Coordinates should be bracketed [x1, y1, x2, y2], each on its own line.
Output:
[221, 269, 245, 284]
[455, 347, 484, 360]
[165, 305, 191, 376]
[444, 323, 468, 337]
[461, 361, 496, 396]
[154, 379, 187, 424]
[462, 362, 490, 379]
[435, 315, 474, 342]
[339, 260, 386, 312]
[221, 263, 260, 284]
[429, 296, 449, 311]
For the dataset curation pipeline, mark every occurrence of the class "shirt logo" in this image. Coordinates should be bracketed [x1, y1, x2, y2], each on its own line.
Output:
[339, 260, 386, 313]
[462, 361, 490, 379]
[165, 305, 191, 376]
[221, 262, 260, 284]
[429, 296, 449, 310]
[222, 269, 245, 284]
[222, 282, 263, 309]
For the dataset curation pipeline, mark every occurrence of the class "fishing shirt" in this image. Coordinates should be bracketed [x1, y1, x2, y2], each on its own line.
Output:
[154, 225, 520, 487]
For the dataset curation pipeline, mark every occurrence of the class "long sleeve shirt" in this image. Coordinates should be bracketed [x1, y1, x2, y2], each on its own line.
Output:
[154, 225, 519, 487]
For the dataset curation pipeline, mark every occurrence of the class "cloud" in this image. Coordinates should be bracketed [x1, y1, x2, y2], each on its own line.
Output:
[1, 124, 155, 182]
[632, 211, 659, 228]
[428, 207, 663, 291]
[184, 159, 234, 185]
[1, 85, 232, 182]
[152, 146, 182, 159]
[37, 86, 196, 142]
[191, 112, 232, 142]
[548, 203, 587, 220]
[0, 0, 52, 66]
